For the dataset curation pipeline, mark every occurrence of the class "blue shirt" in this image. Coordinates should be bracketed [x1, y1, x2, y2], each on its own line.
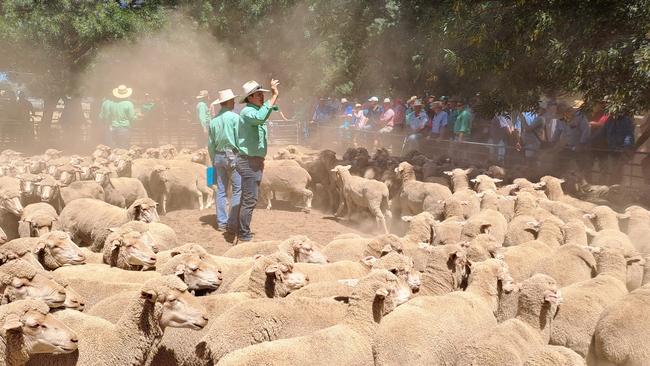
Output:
[406, 110, 428, 131]
[430, 110, 448, 134]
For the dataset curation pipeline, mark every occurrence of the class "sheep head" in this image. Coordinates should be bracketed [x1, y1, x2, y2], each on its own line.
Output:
[105, 229, 157, 269]
[250, 253, 309, 298]
[61, 284, 85, 311]
[0, 299, 78, 355]
[57, 165, 80, 186]
[43, 149, 62, 160]
[18, 174, 42, 197]
[284, 236, 328, 264]
[27, 159, 47, 174]
[23, 214, 57, 238]
[0, 259, 66, 308]
[115, 157, 132, 175]
[352, 270, 408, 322]
[516, 274, 562, 325]
[191, 149, 208, 165]
[128, 198, 160, 223]
[144, 148, 161, 159]
[169, 252, 223, 293]
[140, 276, 208, 330]
[35, 177, 60, 203]
[38, 231, 86, 268]
[129, 145, 143, 157]
[159, 145, 177, 159]
[93, 167, 112, 186]
[0, 188, 23, 216]
[372, 252, 421, 295]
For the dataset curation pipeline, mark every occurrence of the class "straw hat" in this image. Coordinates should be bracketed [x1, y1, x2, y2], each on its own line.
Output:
[571, 99, 585, 109]
[196, 90, 209, 99]
[240, 80, 270, 103]
[210, 89, 239, 105]
[383, 98, 391, 104]
[112, 85, 133, 99]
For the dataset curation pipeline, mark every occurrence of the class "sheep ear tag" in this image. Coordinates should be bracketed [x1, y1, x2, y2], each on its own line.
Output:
[2, 314, 22, 331]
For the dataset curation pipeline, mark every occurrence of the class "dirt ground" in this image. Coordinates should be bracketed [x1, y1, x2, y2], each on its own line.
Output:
[160, 204, 366, 255]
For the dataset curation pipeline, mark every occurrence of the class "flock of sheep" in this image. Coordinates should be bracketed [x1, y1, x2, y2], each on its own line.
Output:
[0, 143, 648, 366]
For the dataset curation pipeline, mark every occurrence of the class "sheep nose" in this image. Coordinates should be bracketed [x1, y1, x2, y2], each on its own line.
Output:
[70, 336, 78, 343]
[202, 315, 209, 322]
[149, 256, 156, 262]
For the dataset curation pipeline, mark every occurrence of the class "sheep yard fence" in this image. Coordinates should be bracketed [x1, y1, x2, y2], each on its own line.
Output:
[306, 123, 650, 191]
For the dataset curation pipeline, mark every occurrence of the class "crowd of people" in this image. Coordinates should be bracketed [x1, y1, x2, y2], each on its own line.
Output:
[310, 95, 648, 184]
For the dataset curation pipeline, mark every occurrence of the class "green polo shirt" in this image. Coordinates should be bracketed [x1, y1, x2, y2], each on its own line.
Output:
[196, 101, 211, 129]
[109, 100, 135, 128]
[208, 108, 240, 161]
[98, 99, 113, 124]
[238, 101, 279, 157]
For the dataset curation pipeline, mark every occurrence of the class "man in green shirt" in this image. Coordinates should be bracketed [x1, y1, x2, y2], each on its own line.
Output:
[453, 101, 472, 141]
[109, 85, 136, 148]
[196, 90, 211, 136]
[233, 79, 280, 242]
[208, 89, 242, 233]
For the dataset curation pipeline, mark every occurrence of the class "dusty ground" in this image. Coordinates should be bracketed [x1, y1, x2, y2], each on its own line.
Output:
[160, 204, 366, 255]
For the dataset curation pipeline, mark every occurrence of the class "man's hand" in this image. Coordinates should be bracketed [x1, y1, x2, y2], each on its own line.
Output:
[270, 79, 280, 96]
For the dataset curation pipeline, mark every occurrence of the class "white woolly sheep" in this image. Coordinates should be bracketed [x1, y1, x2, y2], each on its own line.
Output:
[102, 228, 157, 271]
[222, 235, 327, 263]
[461, 208, 508, 244]
[454, 274, 563, 366]
[394, 161, 451, 218]
[260, 161, 313, 212]
[0, 231, 85, 270]
[18, 203, 58, 238]
[531, 244, 597, 287]
[332, 165, 391, 234]
[550, 247, 629, 358]
[0, 299, 78, 366]
[374, 259, 515, 366]
[523, 346, 586, 366]
[213, 270, 408, 366]
[0, 259, 67, 308]
[149, 164, 210, 214]
[35, 176, 104, 213]
[58, 197, 159, 252]
[28, 275, 208, 366]
[418, 244, 470, 296]
[93, 167, 126, 208]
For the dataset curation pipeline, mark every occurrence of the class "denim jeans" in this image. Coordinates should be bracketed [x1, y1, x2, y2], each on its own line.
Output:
[235, 155, 264, 240]
[213, 152, 241, 231]
[110, 126, 131, 148]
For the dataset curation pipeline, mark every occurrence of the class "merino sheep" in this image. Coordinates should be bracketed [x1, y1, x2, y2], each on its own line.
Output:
[461, 208, 508, 244]
[28, 276, 208, 366]
[222, 235, 327, 263]
[591, 284, 650, 365]
[624, 205, 650, 256]
[18, 203, 58, 238]
[35, 176, 104, 214]
[0, 226, 6, 244]
[523, 346, 586, 366]
[0, 179, 24, 241]
[118, 220, 178, 253]
[195, 296, 348, 364]
[224, 252, 309, 297]
[304, 149, 338, 212]
[394, 161, 451, 218]
[93, 168, 126, 207]
[0, 259, 67, 308]
[374, 259, 515, 366]
[259, 161, 313, 212]
[418, 244, 470, 296]
[212, 270, 408, 366]
[0, 232, 85, 270]
[157, 250, 222, 294]
[550, 247, 629, 358]
[332, 165, 391, 234]
[531, 244, 597, 287]
[58, 198, 159, 252]
[101, 228, 157, 271]
[149, 165, 209, 214]
[0, 299, 79, 366]
[454, 274, 563, 366]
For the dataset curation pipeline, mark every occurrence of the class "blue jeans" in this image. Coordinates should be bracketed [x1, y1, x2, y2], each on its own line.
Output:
[110, 126, 130, 148]
[235, 155, 264, 240]
[213, 152, 241, 231]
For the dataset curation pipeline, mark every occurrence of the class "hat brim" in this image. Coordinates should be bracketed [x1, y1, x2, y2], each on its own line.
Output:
[113, 87, 133, 99]
[211, 95, 239, 106]
[239, 88, 270, 103]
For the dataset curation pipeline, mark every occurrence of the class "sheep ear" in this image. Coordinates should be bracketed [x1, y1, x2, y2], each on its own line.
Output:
[480, 224, 492, 234]
[443, 171, 453, 176]
[401, 216, 413, 223]
[464, 168, 473, 175]
[470, 178, 478, 183]
[265, 264, 280, 274]
[110, 239, 122, 250]
[492, 178, 503, 183]
[375, 287, 389, 298]
[617, 212, 631, 220]
[174, 264, 186, 276]
[361, 256, 378, 267]
[476, 192, 485, 198]
[558, 179, 565, 183]
[626, 255, 644, 265]
[2, 314, 22, 331]
[32, 240, 47, 254]
[140, 289, 158, 302]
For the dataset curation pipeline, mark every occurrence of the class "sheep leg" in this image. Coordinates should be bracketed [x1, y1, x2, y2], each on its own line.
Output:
[197, 190, 204, 210]
[301, 189, 313, 213]
[370, 204, 389, 234]
[204, 188, 214, 209]
[160, 193, 167, 216]
[345, 196, 354, 221]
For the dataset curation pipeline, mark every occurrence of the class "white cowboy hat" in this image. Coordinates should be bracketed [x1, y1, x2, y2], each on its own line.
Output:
[210, 89, 239, 105]
[368, 96, 379, 102]
[383, 98, 391, 104]
[196, 90, 209, 99]
[340, 98, 348, 104]
[112, 85, 133, 99]
[240, 80, 270, 103]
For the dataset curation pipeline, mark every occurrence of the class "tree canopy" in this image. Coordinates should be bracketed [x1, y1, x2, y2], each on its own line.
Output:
[1, 0, 648, 114]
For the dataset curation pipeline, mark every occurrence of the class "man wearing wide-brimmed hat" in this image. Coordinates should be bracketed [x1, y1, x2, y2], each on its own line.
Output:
[196, 90, 211, 135]
[109, 84, 135, 148]
[208, 89, 242, 234]
[231, 79, 280, 242]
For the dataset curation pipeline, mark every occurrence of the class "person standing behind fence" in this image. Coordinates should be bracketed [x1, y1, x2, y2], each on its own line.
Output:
[429, 101, 448, 140]
[196, 90, 211, 135]
[403, 99, 428, 153]
[108, 85, 135, 148]
[453, 101, 472, 141]
[208, 89, 242, 234]
[233, 79, 280, 242]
